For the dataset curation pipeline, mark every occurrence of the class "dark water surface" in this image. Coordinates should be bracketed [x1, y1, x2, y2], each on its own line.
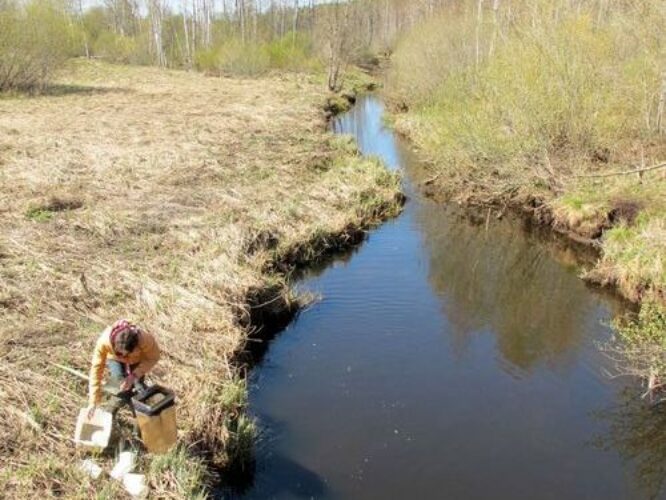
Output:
[239, 96, 663, 499]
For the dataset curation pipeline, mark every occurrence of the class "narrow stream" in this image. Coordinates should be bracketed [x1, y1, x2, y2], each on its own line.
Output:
[238, 96, 663, 499]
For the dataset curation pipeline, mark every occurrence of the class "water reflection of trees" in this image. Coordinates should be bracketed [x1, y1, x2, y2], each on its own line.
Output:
[418, 205, 613, 373]
[594, 388, 666, 499]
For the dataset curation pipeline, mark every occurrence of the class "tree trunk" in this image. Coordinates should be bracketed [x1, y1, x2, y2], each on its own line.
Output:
[657, 71, 666, 135]
[191, 0, 197, 54]
[252, 0, 258, 42]
[475, 0, 484, 67]
[78, 0, 90, 58]
[488, 0, 500, 58]
[203, 0, 212, 48]
[182, 0, 192, 68]
[149, 0, 166, 67]
[309, 0, 315, 37]
[292, 0, 299, 40]
[238, 0, 246, 44]
[279, 0, 286, 38]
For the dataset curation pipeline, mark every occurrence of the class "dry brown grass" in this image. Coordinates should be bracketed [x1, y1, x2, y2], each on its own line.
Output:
[0, 59, 401, 497]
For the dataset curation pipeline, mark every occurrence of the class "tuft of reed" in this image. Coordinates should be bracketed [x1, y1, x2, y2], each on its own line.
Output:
[222, 413, 256, 474]
[148, 446, 210, 499]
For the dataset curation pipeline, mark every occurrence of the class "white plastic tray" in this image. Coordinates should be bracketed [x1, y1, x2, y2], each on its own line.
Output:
[74, 408, 113, 450]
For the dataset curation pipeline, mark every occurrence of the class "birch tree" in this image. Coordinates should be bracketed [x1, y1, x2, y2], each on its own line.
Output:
[475, 0, 483, 66]
[319, 1, 356, 91]
[488, 0, 500, 58]
[657, 71, 666, 135]
[148, 0, 166, 66]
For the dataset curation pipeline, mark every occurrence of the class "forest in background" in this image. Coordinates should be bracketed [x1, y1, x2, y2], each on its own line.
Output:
[0, 0, 449, 92]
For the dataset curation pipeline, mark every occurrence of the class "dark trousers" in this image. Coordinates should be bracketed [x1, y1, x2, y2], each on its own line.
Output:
[106, 360, 147, 412]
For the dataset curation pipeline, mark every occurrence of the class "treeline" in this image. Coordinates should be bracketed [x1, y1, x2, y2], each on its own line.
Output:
[0, 0, 449, 92]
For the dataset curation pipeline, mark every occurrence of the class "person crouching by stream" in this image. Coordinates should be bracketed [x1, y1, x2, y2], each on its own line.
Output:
[87, 319, 161, 418]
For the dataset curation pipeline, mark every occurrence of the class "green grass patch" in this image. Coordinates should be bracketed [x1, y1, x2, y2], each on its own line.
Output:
[25, 207, 55, 222]
[553, 178, 666, 299]
[215, 376, 248, 414]
[149, 446, 210, 499]
[223, 413, 257, 472]
[603, 217, 666, 295]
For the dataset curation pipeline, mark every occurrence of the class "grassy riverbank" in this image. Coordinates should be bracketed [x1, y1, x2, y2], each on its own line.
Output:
[386, 1, 664, 323]
[0, 60, 401, 497]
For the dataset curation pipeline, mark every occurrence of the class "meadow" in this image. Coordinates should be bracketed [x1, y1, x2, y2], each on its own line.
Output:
[0, 60, 401, 497]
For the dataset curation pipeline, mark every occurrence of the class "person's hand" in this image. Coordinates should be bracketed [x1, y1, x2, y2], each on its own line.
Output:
[120, 374, 136, 391]
[86, 404, 97, 419]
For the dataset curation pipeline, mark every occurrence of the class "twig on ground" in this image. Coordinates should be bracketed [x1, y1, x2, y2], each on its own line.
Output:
[576, 162, 666, 178]
[51, 363, 88, 381]
[423, 173, 441, 185]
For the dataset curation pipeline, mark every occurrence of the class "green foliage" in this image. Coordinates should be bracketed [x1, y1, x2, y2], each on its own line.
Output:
[613, 301, 666, 378]
[195, 33, 318, 77]
[80, 6, 107, 42]
[388, 1, 666, 175]
[216, 376, 248, 414]
[330, 134, 359, 156]
[603, 217, 666, 295]
[162, 14, 189, 68]
[25, 207, 54, 222]
[224, 413, 256, 470]
[389, 0, 666, 321]
[0, 0, 322, 81]
[617, 302, 666, 350]
[0, 0, 80, 91]
[92, 32, 141, 64]
[553, 179, 665, 300]
[80, 6, 152, 65]
[196, 38, 270, 76]
[194, 47, 220, 73]
[265, 32, 319, 72]
[325, 94, 353, 114]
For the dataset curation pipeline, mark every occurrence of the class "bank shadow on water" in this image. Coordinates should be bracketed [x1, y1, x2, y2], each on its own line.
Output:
[232, 95, 661, 499]
[592, 387, 666, 500]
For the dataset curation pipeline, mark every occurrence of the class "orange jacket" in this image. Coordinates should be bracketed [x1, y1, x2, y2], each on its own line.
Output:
[88, 326, 160, 406]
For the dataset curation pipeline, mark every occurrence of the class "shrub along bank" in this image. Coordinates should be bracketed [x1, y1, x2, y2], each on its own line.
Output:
[386, 1, 665, 380]
[0, 0, 80, 92]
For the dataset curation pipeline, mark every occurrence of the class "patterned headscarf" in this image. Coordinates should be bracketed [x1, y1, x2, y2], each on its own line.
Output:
[109, 319, 139, 347]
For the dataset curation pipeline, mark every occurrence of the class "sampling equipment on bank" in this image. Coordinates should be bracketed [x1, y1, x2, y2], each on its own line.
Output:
[131, 384, 177, 454]
[58, 363, 178, 454]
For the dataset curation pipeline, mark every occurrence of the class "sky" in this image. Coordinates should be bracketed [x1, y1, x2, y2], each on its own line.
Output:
[80, 0, 343, 15]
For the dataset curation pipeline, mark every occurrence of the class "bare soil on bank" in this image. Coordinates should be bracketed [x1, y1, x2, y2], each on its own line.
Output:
[0, 60, 402, 498]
